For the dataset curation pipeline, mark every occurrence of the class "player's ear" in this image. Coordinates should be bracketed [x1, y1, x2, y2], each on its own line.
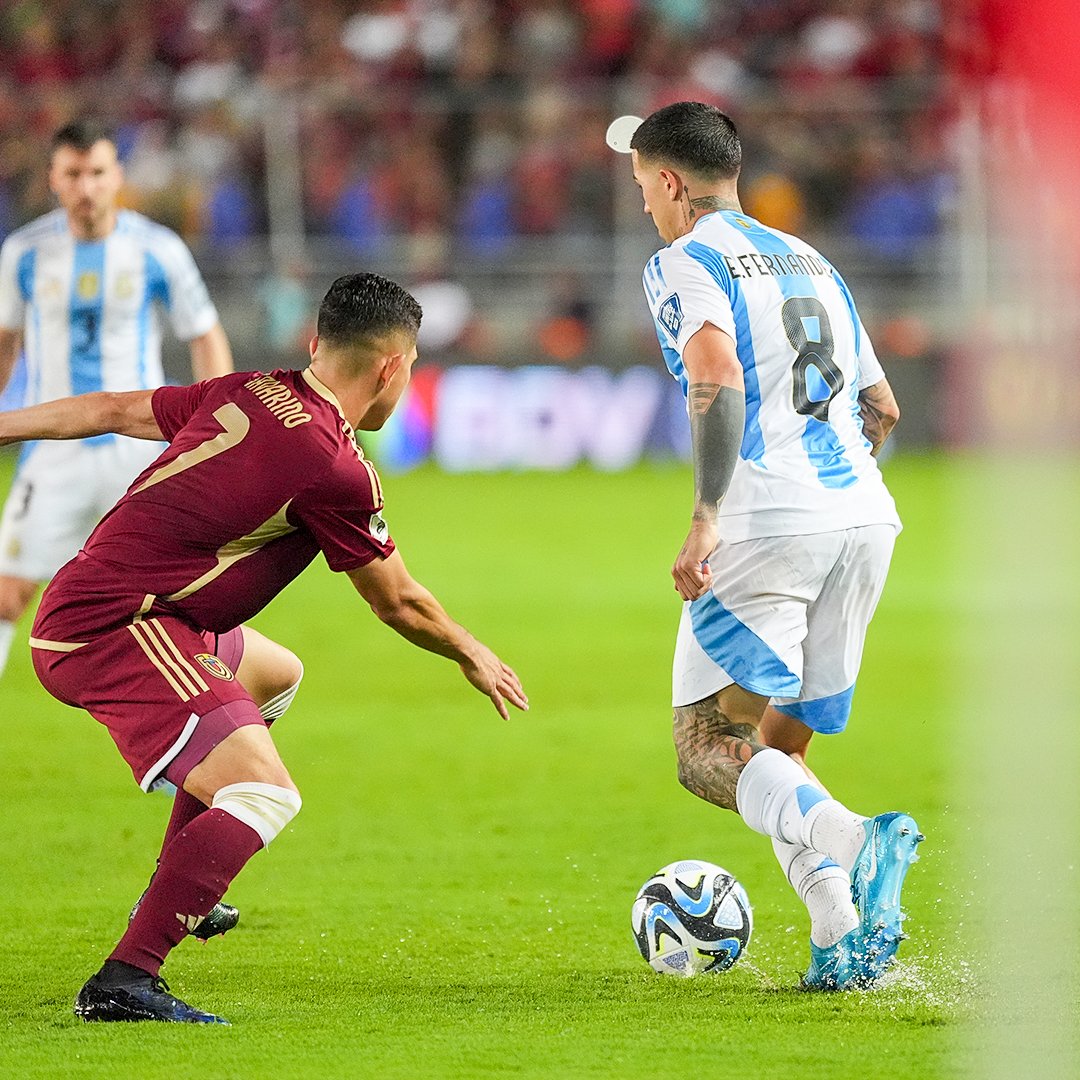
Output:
[377, 352, 404, 391]
[308, 335, 318, 358]
[661, 168, 682, 201]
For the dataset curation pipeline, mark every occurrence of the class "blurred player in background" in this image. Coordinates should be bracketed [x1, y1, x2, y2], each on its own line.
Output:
[618, 102, 920, 990]
[0, 119, 234, 679]
[0, 272, 528, 1024]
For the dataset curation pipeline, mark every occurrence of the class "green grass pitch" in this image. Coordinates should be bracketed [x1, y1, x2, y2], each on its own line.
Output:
[0, 451, 966, 1079]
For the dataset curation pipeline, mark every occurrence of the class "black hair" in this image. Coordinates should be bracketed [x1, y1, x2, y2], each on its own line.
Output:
[629, 102, 741, 182]
[316, 273, 423, 348]
[51, 119, 116, 155]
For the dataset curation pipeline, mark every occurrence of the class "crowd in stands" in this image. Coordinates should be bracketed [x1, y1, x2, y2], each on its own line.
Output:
[0, 0, 959, 266]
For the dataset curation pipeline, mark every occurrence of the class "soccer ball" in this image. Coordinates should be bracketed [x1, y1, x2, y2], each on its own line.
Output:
[631, 860, 752, 976]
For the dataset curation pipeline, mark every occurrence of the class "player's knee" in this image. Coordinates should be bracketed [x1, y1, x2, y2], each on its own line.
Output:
[260, 655, 304, 723]
[0, 576, 38, 622]
[212, 782, 302, 848]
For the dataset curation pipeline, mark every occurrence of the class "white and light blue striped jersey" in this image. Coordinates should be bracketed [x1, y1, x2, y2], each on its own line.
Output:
[0, 209, 217, 411]
[644, 209, 900, 542]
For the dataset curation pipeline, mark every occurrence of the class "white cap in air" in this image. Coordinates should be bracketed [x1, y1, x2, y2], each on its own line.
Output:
[605, 114, 643, 154]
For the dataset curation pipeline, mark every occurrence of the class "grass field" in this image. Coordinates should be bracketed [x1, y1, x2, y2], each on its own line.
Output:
[0, 450, 971, 1079]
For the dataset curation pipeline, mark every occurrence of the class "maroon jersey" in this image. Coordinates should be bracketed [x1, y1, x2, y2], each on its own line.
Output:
[32, 369, 395, 643]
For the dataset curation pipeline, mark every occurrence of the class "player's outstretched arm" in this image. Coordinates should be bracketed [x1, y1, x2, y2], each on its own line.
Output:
[674, 323, 746, 602]
[346, 551, 528, 720]
[0, 389, 162, 447]
[857, 377, 900, 456]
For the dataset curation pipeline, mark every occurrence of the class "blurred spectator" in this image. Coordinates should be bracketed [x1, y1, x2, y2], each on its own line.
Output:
[204, 173, 258, 248]
[0, 0, 951, 283]
[743, 172, 806, 235]
[844, 131, 946, 263]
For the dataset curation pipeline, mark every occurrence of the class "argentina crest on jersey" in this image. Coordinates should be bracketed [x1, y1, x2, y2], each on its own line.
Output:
[658, 293, 684, 339]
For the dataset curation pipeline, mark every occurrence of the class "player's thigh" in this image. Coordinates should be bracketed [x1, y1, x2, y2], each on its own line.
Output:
[672, 533, 839, 708]
[0, 443, 102, 580]
[183, 723, 297, 806]
[32, 615, 269, 793]
[773, 524, 896, 734]
[234, 625, 303, 707]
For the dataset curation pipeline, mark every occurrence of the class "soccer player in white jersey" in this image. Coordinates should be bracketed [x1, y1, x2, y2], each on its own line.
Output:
[0, 119, 233, 678]
[619, 102, 922, 989]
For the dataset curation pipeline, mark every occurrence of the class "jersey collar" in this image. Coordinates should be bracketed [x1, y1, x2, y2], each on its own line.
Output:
[301, 367, 346, 419]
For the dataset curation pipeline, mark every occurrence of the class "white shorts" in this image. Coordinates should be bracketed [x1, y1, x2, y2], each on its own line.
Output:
[672, 524, 896, 733]
[0, 436, 163, 581]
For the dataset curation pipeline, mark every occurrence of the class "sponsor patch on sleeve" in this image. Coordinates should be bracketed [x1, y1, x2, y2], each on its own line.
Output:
[369, 512, 389, 544]
[658, 293, 684, 339]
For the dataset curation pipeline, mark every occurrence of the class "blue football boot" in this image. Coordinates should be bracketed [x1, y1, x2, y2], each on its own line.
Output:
[75, 967, 229, 1024]
[850, 812, 923, 982]
[800, 926, 866, 991]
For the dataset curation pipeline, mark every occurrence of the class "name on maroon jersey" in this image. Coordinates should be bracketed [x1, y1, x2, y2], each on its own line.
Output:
[244, 374, 313, 428]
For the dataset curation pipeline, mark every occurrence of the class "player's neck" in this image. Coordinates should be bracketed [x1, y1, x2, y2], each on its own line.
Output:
[673, 187, 741, 240]
[306, 361, 378, 430]
[67, 207, 118, 242]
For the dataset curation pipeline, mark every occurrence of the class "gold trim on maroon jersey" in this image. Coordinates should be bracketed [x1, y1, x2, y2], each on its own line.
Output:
[301, 367, 367, 464]
[127, 619, 211, 702]
[164, 500, 297, 602]
[132, 403, 251, 496]
[28, 637, 87, 652]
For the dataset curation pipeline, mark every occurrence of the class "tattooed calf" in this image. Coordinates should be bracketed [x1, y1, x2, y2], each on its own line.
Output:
[673, 693, 765, 811]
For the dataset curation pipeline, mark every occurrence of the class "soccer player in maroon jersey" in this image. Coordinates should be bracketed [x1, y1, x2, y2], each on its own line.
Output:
[0, 273, 528, 1024]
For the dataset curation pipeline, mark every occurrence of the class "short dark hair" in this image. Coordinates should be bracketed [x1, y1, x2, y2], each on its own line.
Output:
[51, 119, 116, 155]
[316, 273, 422, 349]
[630, 102, 741, 182]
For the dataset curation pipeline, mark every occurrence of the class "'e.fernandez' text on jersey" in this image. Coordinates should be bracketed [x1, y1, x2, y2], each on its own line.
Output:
[32, 368, 395, 643]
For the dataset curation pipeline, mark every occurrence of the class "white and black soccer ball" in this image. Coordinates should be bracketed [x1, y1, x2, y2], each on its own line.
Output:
[631, 860, 752, 976]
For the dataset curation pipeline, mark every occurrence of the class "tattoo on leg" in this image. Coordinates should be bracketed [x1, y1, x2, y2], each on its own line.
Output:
[673, 694, 764, 812]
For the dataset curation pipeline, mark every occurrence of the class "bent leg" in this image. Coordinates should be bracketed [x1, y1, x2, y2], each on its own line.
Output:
[673, 683, 770, 811]
[0, 574, 38, 622]
[113, 726, 300, 976]
[0, 575, 39, 677]
[759, 704, 828, 791]
[154, 627, 304, 856]
[183, 722, 298, 805]
[235, 626, 304, 712]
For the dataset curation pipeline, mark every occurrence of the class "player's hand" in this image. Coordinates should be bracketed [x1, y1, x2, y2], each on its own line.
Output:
[672, 519, 718, 601]
[459, 642, 529, 720]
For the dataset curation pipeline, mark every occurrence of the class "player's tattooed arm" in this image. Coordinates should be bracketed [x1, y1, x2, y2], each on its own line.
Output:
[672, 324, 746, 600]
[690, 382, 744, 521]
[857, 377, 900, 456]
[673, 694, 764, 811]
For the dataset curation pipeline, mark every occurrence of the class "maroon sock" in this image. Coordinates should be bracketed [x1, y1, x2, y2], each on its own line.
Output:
[110, 808, 263, 975]
[161, 789, 209, 853]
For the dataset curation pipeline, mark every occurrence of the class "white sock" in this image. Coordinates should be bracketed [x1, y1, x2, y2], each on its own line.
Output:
[736, 748, 868, 871]
[773, 838, 859, 948]
[0, 620, 16, 678]
[804, 801, 871, 873]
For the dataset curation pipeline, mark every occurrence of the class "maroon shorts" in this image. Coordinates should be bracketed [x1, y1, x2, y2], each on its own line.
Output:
[32, 618, 265, 792]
